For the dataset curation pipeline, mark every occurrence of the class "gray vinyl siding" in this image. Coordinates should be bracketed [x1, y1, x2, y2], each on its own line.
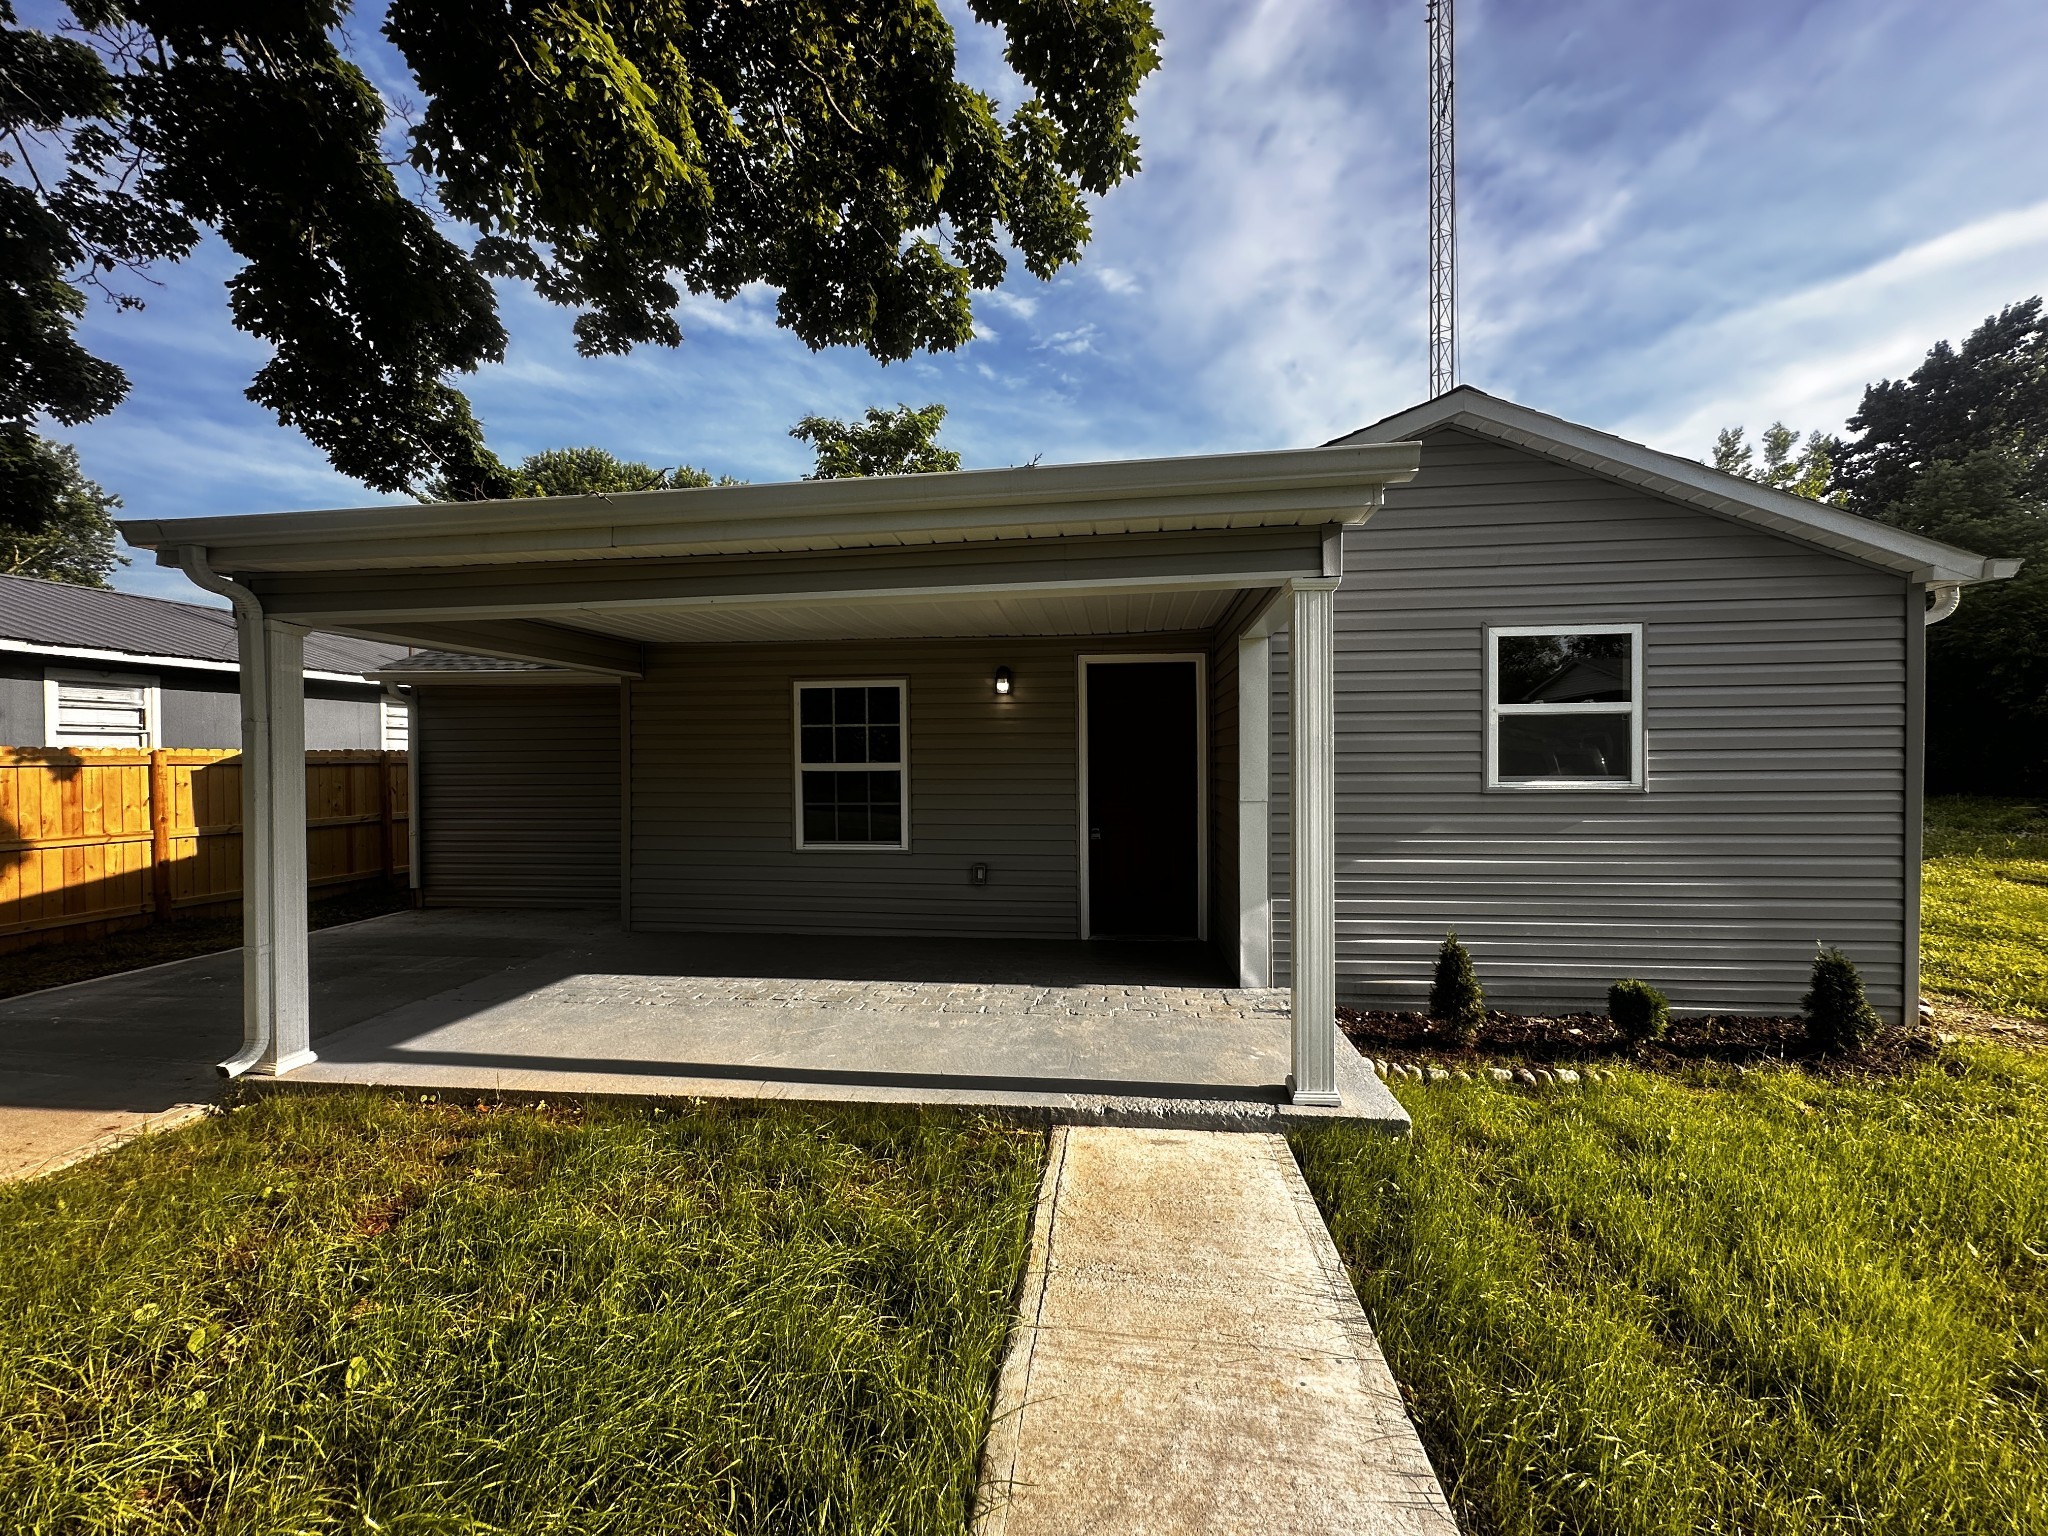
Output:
[0, 661, 40, 744]
[159, 684, 240, 748]
[628, 635, 1209, 938]
[0, 656, 382, 748]
[1274, 427, 1911, 1021]
[416, 685, 621, 909]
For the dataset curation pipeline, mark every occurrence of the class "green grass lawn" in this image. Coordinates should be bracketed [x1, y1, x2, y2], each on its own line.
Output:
[1922, 796, 2048, 1020]
[0, 1094, 1042, 1535]
[1295, 1046, 2048, 1536]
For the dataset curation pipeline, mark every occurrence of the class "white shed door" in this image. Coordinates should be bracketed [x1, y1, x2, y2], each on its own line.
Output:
[48, 673, 155, 747]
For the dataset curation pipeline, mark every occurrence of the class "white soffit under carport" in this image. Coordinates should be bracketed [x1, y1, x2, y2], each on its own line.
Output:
[116, 443, 1423, 575]
[1337, 387, 2021, 587]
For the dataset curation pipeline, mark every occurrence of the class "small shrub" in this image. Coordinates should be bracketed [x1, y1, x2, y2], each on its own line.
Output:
[1803, 944, 1882, 1054]
[1608, 978, 1670, 1042]
[1430, 930, 1485, 1045]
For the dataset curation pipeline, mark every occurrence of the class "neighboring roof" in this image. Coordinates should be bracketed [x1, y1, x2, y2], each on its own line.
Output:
[114, 443, 1424, 575]
[0, 570, 410, 678]
[1333, 387, 2023, 587]
[367, 650, 599, 685]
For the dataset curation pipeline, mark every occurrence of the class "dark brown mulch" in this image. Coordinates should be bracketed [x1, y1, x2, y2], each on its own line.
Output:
[1337, 1006, 1942, 1079]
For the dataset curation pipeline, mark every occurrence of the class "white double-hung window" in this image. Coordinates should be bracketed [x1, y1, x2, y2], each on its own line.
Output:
[1485, 625, 1643, 789]
[793, 680, 909, 849]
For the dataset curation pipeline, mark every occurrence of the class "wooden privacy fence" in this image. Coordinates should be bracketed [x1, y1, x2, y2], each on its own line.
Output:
[0, 747, 409, 952]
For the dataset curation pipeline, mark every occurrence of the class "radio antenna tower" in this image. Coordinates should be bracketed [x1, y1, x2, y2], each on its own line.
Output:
[1427, 0, 1457, 396]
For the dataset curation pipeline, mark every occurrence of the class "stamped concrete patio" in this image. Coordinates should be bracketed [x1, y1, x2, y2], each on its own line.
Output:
[1, 909, 1399, 1173]
[279, 910, 1396, 1128]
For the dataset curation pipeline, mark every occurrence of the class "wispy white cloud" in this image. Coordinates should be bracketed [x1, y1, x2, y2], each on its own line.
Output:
[40, 0, 2048, 607]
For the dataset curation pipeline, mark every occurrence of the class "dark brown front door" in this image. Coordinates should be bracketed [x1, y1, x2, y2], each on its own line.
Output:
[1086, 660, 1200, 938]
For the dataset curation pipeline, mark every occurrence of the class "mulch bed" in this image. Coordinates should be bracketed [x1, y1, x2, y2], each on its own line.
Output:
[1338, 1007, 1943, 1080]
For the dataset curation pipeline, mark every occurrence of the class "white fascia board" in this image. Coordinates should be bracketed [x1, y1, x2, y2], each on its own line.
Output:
[0, 636, 378, 685]
[1341, 390, 2018, 587]
[114, 443, 1423, 574]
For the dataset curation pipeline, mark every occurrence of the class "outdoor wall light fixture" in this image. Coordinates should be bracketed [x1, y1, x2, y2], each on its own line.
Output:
[993, 666, 1014, 696]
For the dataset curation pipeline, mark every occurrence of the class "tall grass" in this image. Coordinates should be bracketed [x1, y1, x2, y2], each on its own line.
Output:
[1922, 796, 2048, 1019]
[1294, 1047, 2048, 1536]
[0, 1094, 1043, 1535]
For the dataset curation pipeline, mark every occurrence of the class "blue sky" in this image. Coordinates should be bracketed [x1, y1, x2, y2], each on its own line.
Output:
[32, 0, 2048, 603]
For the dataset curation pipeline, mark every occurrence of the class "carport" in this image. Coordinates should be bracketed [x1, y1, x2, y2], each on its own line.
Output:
[116, 444, 1421, 1112]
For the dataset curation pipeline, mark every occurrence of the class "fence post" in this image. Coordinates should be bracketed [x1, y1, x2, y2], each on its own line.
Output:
[148, 748, 173, 919]
[379, 749, 397, 880]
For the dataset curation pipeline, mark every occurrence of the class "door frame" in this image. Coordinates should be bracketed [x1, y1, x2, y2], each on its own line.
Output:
[1076, 651, 1209, 941]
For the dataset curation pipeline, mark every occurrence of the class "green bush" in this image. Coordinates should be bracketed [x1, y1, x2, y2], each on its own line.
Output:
[1430, 930, 1485, 1045]
[1803, 945, 1882, 1054]
[1608, 978, 1670, 1041]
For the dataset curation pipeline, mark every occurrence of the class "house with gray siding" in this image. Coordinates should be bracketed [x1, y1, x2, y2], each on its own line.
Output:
[114, 388, 2018, 1100]
[0, 572, 411, 750]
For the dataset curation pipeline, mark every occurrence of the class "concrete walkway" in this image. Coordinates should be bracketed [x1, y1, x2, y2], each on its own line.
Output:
[977, 1126, 1457, 1536]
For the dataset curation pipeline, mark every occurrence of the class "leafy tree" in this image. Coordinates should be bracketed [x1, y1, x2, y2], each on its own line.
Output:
[1709, 422, 1841, 503]
[793, 403, 961, 480]
[0, 435, 119, 584]
[426, 446, 728, 501]
[1831, 298, 2048, 515]
[0, 6, 185, 551]
[0, 1, 1161, 501]
[1829, 300, 2048, 794]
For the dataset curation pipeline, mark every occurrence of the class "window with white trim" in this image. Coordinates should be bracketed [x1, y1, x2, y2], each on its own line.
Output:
[45, 669, 158, 748]
[1486, 625, 1642, 789]
[794, 680, 909, 849]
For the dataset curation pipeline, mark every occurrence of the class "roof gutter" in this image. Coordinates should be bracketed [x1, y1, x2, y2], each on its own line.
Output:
[175, 547, 273, 1080]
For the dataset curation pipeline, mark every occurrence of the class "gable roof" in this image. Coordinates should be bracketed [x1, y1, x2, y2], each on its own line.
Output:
[0, 571, 409, 679]
[1332, 387, 2022, 587]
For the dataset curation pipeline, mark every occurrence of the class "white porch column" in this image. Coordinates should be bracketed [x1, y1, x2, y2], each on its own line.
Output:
[1288, 577, 1341, 1106]
[229, 612, 315, 1077]
[1236, 630, 1272, 988]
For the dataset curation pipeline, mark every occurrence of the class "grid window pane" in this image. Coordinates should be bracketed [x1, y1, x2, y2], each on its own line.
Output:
[798, 684, 904, 766]
[1497, 632, 1632, 704]
[801, 768, 902, 844]
[1498, 713, 1633, 781]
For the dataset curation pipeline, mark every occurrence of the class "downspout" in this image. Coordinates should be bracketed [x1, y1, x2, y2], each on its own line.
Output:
[177, 546, 273, 1079]
[382, 681, 420, 893]
[1924, 583, 1962, 625]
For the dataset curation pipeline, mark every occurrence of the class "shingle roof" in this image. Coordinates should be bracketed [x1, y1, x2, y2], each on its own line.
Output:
[368, 649, 559, 675]
[0, 571, 410, 675]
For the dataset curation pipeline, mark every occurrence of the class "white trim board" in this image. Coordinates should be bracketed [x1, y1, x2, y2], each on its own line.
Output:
[790, 677, 912, 853]
[1483, 623, 1645, 792]
[117, 442, 1423, 574]
[0, 636, 377, 685]
[1076, 653, 1209, 942]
